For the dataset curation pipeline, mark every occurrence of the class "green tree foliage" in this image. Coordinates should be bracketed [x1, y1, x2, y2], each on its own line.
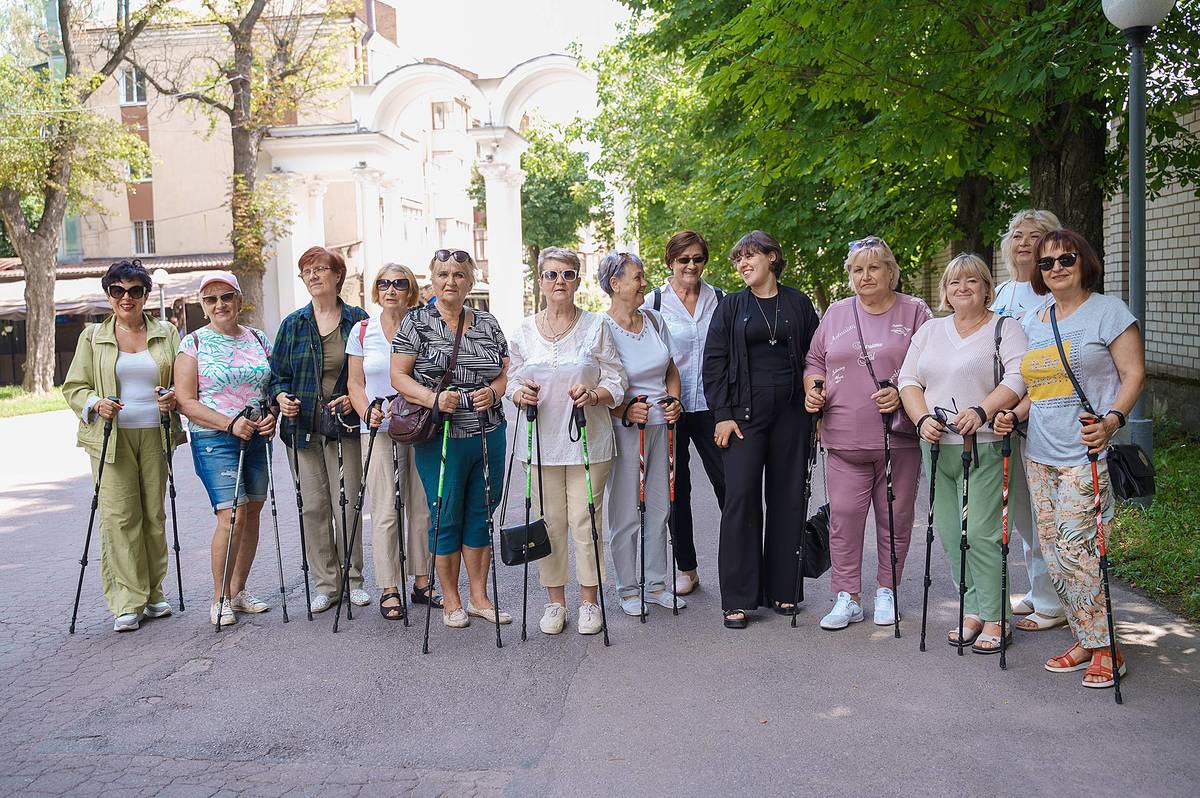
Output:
[594, 1, 1200, 304]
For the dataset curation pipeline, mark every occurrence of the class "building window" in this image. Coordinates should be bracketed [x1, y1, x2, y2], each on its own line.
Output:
[119, 66, 147, 105]
[473, 227, 486, 262]
[431, 101, 452, 130]
[133, 220, 156, 255]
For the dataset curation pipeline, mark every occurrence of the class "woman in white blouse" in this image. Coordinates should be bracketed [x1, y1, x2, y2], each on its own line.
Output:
[507, 247, 628, 636]
[898, 254, 1026, 653]
[643, 231, 725, 595]
[601, 252, 684, 618]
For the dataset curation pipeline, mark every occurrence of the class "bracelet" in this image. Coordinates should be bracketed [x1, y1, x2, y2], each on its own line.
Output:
[587, 389, 598, 406]
[970, 406, 987, 425]
[487, 386, 498, 406]
[1106, 409, 1127, 428]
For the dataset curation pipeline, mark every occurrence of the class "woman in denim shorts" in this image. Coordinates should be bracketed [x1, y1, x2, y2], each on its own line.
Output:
[174, 272, 277, 627]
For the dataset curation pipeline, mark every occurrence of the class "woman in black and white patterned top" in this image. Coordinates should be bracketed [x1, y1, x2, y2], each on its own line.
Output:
[391, 248, 511, 630]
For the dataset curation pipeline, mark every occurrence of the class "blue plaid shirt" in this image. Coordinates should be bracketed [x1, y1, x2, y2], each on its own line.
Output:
[269, 300, 368, 449]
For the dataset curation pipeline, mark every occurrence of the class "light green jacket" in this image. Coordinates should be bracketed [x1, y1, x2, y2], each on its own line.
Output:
[62, 313, 186, 464]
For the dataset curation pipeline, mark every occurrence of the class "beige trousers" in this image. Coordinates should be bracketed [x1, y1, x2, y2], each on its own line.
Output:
[361, 434, 432, 587]
[532, 460, 613, 588]
[289, 436, 364, 597]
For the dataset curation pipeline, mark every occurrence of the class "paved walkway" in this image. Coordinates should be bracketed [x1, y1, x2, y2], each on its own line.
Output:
[1, 410, 1197, 797]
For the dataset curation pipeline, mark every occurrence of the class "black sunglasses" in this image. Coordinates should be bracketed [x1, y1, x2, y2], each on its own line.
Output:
[434, 249, 471, 263]
[376, 278, 412, 292]
[1036, 252, 1078, 272]
[107, 284, 148, 300]
[675, 255, 707, 265]
[541, 269, 579, 282]
[201, 291, 238, 306]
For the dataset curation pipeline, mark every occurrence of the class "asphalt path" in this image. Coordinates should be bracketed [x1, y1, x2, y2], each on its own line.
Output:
[1, 409, 1197, 797]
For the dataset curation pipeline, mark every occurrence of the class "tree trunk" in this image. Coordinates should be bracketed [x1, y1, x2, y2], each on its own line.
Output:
[952, 173, 994, 272]
[228, 34, 265, 327]
[17, 237, 59, 393]
[528, 244, 541, 313]
[1029, 96, 1107, 291]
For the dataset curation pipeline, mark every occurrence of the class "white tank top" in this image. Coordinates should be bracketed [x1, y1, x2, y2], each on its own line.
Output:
[115, 350, 161, 429]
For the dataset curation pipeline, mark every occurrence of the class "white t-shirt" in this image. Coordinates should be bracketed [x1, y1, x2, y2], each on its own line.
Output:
[642, 281, 720, 412]
[604, 309, 677, 426]
[991, 279, 1046, 321]
[346, 316, 395, 433]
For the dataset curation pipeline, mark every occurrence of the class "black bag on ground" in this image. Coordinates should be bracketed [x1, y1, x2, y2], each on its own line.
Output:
[803, 503, 832, 579]
[500, 519, 551, 566]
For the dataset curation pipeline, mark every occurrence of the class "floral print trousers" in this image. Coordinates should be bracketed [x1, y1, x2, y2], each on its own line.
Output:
[1024, 458, 1116, 649]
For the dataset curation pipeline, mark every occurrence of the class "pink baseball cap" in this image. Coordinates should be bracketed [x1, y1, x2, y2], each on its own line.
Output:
[199, 270, 241, 294]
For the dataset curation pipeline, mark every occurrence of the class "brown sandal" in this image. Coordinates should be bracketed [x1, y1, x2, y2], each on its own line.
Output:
[1044, 642, 1090, 673]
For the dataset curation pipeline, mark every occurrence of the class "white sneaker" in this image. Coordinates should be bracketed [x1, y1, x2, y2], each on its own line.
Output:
[113, 613, 141, 632]
[647, 590, 686, 610]
[310, 594, 333, 614]
[874, 587, 898, 626]
[144, 601, 173, 618]
[620, 596, 646, 617]
[231, 590, 269, 613]
[820, 592, 864, 630]
[349, 588, 372, 607]
[209, 600, 236, 627]
[539, 602, 566, 635]
[577, 602, 603, 635]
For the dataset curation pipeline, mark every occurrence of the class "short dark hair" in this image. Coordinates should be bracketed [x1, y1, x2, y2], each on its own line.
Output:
[101, 259, 152, 291]
[1031, 228, 1101, 296]
[664, 230, 709, 267]
[729, 230, 786, 277]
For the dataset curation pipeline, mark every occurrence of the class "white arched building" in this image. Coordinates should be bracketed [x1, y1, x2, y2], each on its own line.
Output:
[262, 52, 597, 335]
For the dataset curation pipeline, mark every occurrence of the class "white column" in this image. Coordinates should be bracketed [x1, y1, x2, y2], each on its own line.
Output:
[476, 160, 526, 336]
[269, 177, 326, 330]
[354, 168, 385, 314]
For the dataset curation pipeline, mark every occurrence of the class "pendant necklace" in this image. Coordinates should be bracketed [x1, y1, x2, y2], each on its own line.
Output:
[754, 294, 780, 346]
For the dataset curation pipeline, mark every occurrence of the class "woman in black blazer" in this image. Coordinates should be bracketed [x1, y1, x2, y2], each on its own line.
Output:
[703, 231, 820, 628]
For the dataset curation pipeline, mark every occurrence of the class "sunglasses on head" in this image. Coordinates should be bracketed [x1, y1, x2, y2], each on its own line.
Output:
[675, 255, 707, 265]
[107, 284, 148, 300]
[541, 269, 578, 282]
[201, 291, 238, 306]
[1036, 252, 1078, 272]
[848, 236, 887, 252]
[434, 249, 471, 263]
[377, 278, 412, 293]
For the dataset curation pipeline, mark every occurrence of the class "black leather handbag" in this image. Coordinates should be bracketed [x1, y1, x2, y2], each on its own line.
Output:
[497, 412, 552, 566]
[803, 502, 832, 579]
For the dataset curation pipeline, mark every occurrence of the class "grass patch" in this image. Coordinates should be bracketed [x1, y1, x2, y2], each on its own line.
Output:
[0, 386, 68, 417]
[1112, 418, 1200, 620]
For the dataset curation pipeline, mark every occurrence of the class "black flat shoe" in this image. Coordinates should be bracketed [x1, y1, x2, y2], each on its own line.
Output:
[723, 609, 748, 629]
[411, 584, 443, 608]
[379, 591, 406, 621]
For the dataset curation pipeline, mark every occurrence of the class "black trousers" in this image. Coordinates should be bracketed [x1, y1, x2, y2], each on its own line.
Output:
[670, 410, 726, 572]
[718, 385, 812, 611]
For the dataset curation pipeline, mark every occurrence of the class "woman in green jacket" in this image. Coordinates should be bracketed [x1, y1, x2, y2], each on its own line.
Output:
[63, 260, 184, 632]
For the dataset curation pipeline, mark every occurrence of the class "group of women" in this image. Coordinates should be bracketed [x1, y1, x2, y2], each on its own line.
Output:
[65, 210, 1143, 692]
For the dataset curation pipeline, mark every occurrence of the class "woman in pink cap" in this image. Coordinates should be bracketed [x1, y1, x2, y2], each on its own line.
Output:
[174, 271, 277, 627]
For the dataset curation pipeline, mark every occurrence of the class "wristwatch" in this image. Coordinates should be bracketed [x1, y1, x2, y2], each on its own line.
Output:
[1105, 409, 1127, 429]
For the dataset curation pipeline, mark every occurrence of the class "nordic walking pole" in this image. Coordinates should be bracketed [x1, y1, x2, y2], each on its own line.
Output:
[216, 406, 253, 633]
[263, 427, 289, 624]
[879, 380, 901, 639]
[285, 395, 314, 620]
[333, 398, 384, 633]
[919, 439, 941, 652]
[333, 400, 354, 620]
[658, 396, 682, 616]
[999, 428, 1012, 670]
[520, 403, 537, 641]
[392, 438, 410, 627]
[477, 403, 503, 649]
[423, 418, 451, 655]
[791, 380, 823, 628]
[956, 432, 974, 655]
[156, 388, 185, 612]
[70, 397, 119, 634]
[1082, 416, 1123, 704]
[572, 405, 610, 646]
[621, 395, 650, 623]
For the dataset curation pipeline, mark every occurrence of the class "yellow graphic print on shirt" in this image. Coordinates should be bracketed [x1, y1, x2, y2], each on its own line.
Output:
[1021, 340, 1075, 403]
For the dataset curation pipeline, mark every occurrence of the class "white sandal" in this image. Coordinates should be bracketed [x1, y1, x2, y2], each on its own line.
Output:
[1015, 611, 1067, 631]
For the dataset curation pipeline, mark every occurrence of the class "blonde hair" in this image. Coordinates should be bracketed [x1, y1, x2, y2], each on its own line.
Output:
[370, 263, 420, 307]
[427, 251, 477, 286]
[1000, 209, 1062, 279]
[844, 239, 900, 292]
[938, 253, 995, 312]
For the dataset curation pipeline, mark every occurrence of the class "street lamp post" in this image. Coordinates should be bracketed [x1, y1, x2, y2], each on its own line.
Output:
[1102, 0, 1177, 467]
[153, 268, 170, 326]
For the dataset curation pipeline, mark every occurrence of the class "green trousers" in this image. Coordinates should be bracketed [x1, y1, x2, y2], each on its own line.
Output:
[91, 427, 169, 617]
[923, 440, 1011, 623]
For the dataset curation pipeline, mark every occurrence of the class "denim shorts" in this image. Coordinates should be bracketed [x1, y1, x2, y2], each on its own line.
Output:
[190, 429, 269, 510]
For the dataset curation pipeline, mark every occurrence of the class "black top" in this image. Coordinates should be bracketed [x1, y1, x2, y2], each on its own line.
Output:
[745, 294, 792, 387]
